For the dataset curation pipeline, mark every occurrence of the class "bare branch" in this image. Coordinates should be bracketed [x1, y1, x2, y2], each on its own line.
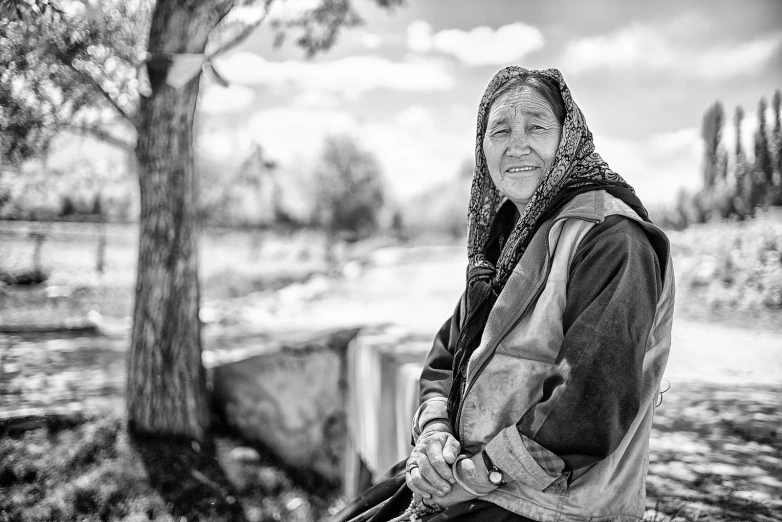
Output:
[205, 0, 274, 61]
[62, 123, 136, 152]
[66, 62, 136, 126]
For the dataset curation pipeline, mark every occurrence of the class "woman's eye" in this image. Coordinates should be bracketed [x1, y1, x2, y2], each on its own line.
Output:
[492, 128, 509, 136]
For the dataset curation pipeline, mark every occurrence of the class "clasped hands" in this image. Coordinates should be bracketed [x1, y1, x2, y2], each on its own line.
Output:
[405, 426, 491, 510]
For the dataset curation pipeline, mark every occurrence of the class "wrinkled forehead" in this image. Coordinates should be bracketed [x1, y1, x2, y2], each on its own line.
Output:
[485, 86, 559, 126]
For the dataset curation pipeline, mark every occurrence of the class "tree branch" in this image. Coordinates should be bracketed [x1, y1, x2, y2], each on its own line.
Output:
[62, 123, 136, 151]
[66, 63, 136, 127]
[205, 0, 274, 61]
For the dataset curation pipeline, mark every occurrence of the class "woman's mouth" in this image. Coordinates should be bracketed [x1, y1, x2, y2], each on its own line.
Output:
[506, 166, 537, 173]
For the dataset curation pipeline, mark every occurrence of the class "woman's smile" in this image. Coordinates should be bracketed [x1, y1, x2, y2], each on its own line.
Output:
[483, 86, 563, 212]
[503, 165, 539, 177]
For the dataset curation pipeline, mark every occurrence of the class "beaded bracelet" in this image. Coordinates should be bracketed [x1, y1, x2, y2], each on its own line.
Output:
[451, 455, 482, 497]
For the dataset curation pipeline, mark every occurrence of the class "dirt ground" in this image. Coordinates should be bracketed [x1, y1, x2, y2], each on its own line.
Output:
[2, 226, 781, 521]
[2, 331, 780, 521]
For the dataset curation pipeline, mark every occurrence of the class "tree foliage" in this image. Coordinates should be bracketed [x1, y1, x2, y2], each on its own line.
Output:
[0, 0, 147, 162]
[700, 101, 724, 190]
[0, 0, 405, 164]
[770, 90, 782, 205]
[660, 89, 782, 229]
[315, 134, 385, 239]
[754, 97, 773, 195]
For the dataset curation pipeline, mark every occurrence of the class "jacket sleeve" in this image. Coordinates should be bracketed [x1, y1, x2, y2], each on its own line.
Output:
[485, 216, 663, 488]
[412, 294, 463, 442]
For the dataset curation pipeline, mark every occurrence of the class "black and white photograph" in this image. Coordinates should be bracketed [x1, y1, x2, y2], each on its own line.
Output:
[1, 1, 781, 521]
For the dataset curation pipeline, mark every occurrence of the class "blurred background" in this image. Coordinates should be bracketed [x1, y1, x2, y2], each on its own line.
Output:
[1, 1, 781, 521]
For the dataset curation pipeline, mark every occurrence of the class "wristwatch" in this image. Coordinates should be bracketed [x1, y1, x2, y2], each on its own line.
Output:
[481, 451, 506, 486]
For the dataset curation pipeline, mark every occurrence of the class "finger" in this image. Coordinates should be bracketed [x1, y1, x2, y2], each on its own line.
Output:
[422, 497, 440, 510]
[425, 445, 455, 486]
[407, 467, 438, 499]
[418, 456, 452, 495]
[459, 457, 477, 481]
[442, 436, 461, 464]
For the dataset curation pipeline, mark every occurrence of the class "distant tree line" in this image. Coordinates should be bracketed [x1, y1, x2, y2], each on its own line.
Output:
[658, 89, 782, 229]
[0, 133, 388, 239]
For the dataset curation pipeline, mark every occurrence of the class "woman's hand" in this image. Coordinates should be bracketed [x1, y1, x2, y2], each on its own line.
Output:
[416, 452, 495, 510]
[405, 425, 460, 501]
[420, 480, 477, 510]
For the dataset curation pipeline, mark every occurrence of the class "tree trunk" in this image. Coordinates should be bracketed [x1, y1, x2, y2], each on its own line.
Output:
[127, 0, 232, 440]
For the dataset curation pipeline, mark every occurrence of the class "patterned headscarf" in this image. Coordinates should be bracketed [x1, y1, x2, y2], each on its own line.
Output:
[468, 67, 638, 287]
[447, 67, 646, 429]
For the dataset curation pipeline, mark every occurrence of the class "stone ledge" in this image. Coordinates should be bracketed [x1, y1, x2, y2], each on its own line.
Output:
[210, 328, 361, 482]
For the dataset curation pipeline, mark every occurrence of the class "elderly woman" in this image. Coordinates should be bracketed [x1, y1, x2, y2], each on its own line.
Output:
[333, 67, 674, 522]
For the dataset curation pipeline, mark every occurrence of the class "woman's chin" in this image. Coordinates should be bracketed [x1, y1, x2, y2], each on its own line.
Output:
[505, 196, 531, 213]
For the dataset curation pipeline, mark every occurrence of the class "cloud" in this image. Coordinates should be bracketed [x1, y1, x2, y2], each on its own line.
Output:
[360, 121, 471, 200]
[434, 24, 545, 66]
[594, 128, 703, 204]
[265, 0, 321, 22]
[562, 25, 672, 73]
[595, 107, 778, 204]
[406, 21, 546, 66]
[562, 24, 782, 79]
[198, 84, 255, 114]
[646, 128, 701, 154]
[338, 30, 385, 50]
[243, 107, 470, 199]
[694, 36, 782, 79]
[407, 20, 434, 52]
[358, 32, 383, 49]
[197, 131, 236, 160]
[244, 107, 357, 164]
[289, 89, 341, 109]
[198, 105, 471, 201]
[215, 52, 454, 97]
[208, 106, 706, 206]
[394, 105, 435, 129]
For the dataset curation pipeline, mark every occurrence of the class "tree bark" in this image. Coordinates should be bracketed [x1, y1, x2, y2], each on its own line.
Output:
[127, 0, 232, 440]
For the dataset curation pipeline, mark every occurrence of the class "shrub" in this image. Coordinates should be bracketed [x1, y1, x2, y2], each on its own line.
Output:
[670, 212, 782, 321]
[314, 135, 386, 241]
[0, 267, 49, 285]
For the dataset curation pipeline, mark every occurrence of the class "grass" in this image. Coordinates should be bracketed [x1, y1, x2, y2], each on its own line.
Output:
[0, 413, 340, 522]
[666, 211, 782, 332]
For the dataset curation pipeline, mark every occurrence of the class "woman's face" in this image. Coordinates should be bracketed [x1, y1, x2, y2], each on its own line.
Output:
[482, 86, 563, 212]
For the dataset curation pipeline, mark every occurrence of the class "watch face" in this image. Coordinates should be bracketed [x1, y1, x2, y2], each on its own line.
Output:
[489, 470, 503, 485]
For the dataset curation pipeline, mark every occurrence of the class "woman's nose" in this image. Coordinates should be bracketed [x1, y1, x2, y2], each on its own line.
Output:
[506, 130, 531, 156]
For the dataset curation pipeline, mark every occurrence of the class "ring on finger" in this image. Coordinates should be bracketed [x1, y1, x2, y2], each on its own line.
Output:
[406, 462, 419, 473]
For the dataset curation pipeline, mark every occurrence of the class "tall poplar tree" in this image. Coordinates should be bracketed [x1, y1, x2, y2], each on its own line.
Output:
[701, 101, 724, 190]
[754, 97, 774, 207]
[770, 90, 782, 205]
[733, 105, 754, 216]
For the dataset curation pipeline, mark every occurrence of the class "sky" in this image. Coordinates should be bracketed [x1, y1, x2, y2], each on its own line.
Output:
[56, 0, 782, 207]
